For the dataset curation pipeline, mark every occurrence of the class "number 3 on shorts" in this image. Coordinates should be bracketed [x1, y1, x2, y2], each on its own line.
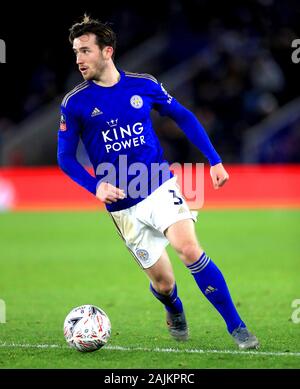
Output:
[168, 189, 183, 205]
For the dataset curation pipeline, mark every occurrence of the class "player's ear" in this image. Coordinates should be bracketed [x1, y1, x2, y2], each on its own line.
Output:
[103, 46, 114, 60]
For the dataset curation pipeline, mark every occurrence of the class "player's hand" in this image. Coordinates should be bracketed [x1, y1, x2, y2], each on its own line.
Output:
[96, 182, 126, 204]
[210, 163, 229, 190]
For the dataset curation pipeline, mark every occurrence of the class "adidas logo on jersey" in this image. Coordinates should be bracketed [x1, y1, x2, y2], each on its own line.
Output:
[91, 107, 103, 117]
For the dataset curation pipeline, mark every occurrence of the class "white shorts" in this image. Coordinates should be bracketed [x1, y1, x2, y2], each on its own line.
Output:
[110, 176, 197, 269]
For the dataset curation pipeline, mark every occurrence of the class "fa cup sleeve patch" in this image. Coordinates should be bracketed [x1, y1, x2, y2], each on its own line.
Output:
[60, 113, 67, 131]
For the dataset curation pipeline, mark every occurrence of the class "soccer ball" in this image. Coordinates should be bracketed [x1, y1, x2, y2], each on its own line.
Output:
[63, 304, 111, 352]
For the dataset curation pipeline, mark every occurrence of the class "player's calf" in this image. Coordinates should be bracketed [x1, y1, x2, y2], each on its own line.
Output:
[150, 280, 174, 296]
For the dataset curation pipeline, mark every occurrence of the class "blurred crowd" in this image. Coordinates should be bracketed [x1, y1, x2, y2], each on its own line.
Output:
[0, 0, 299, 163]
[157, 0, 300, 163]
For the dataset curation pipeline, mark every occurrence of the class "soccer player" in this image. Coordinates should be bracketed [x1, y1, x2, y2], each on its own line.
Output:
[57, 15, 259, 350]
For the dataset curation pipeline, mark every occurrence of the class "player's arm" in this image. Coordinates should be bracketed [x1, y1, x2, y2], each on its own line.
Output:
[152, 83, 229, 189]
[57, 105, 125, 203]
[168, 103, 229, 189]
[57, 105, 99, 195]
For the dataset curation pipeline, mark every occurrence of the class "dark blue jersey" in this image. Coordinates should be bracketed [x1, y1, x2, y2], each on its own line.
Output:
[57, 70, 221, 211]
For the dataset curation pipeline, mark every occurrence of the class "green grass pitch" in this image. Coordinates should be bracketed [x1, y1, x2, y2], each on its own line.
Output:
[0, 209, 299, 368]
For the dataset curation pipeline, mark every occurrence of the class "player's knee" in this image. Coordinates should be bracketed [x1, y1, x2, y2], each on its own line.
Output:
[177, 242, 203, 265]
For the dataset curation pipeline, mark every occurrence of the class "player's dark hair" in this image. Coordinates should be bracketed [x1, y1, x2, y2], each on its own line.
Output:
[69, 14, 116, 57]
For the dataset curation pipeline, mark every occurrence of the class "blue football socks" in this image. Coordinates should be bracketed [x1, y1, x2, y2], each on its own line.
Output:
[187, 252, 245, 333]
[150, 282, 183, 314]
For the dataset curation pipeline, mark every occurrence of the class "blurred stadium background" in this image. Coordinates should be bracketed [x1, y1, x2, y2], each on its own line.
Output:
[1, 0, 300, 163]
[0, 0, 300, 369]
[0, 0, 300, 210]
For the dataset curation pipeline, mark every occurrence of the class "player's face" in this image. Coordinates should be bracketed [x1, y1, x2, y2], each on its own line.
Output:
[73, 34, 109, 80]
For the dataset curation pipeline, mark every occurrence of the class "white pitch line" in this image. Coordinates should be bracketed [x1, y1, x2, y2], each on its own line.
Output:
[0, 342, 300, 357]
[107, 345, 300, 357]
